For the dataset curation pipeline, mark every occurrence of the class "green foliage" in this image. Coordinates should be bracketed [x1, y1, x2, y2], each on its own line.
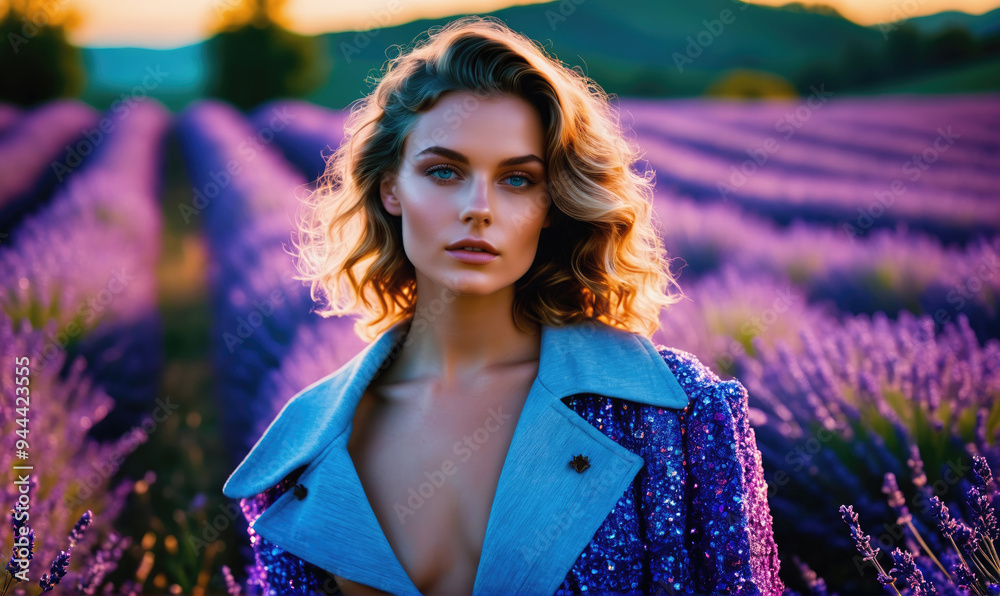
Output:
[0, 3, 85, 106]
[927, 25, 980, 66]
[885, 23, 925, 76]
[204, 0, 330, 111]
[792, 20, 995, 94]
[777, 2, 844, 18]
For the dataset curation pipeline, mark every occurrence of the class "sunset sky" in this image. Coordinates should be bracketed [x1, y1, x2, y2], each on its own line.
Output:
[55, 0, 1000, 48]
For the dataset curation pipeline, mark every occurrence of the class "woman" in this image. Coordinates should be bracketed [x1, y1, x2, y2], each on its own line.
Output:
[223, 15, 784, 596]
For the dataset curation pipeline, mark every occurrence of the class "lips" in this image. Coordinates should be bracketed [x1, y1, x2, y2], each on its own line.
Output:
[445, 238, 499, 255]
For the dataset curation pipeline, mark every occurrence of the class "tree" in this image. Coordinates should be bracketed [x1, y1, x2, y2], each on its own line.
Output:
[204, 0, 330, 111]
[884, 23, 924, 78]
[0, 0, 85, 106]
[927, 25, 979, 66]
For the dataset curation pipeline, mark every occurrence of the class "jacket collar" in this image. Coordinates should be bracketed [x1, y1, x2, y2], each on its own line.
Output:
[224, 316, 690, 594]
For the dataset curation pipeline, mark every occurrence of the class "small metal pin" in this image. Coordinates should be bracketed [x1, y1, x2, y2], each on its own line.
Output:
[569, 454, 590, 473]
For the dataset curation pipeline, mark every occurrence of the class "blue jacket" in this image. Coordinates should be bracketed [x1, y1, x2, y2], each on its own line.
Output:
[223, 317, 784, 595]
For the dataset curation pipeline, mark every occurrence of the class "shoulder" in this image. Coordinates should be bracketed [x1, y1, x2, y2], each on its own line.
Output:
[654, 344, 723, 391]
[653, 344, 750, 415]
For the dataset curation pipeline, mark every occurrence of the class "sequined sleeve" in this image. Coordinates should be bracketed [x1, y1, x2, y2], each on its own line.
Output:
[642, 348, 783, 595]
[681, 376, 784, 594]
[237, 475, 342, 595]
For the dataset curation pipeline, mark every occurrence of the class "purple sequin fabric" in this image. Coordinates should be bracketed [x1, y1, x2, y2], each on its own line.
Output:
[234, 346, 784, 595]
[238, 475, 341, 594]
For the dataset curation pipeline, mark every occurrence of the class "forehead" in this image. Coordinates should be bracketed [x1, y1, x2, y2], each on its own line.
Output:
[404, 91, 546, 158]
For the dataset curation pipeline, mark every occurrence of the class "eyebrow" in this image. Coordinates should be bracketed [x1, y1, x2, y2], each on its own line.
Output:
[413, 146, 544, 168]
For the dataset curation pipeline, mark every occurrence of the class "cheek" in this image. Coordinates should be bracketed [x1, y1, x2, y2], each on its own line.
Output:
[401, 201, 449, 246]
[515, 200, 550, 238]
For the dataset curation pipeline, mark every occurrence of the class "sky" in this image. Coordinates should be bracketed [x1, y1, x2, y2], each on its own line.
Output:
[56, 0, 1000, 48]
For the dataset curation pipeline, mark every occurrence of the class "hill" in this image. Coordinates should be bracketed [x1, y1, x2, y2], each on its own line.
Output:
[79, 0, 999, 110]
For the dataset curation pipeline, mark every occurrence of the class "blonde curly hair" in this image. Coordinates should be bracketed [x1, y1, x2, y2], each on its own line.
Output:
[291, 15, 684, 342]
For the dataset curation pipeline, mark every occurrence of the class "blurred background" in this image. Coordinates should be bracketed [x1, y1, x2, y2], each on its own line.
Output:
[0, 0, 998, 594]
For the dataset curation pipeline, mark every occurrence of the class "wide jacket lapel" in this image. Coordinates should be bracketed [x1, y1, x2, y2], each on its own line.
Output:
[223, 317, 691, 595]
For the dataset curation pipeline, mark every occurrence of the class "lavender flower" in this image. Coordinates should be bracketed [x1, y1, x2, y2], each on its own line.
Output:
[38, 550, 71, 592]
[175, 101, 319, 467]
[0, 97, 169, 439]
[951, 559, 979, 593]
[248, 99, 346, 180]
[929, 496, 958, 539]
[68, 510, 93, 549]
[952, 521, 979, 557]
[972, 456, 996, 495]
[792, 555, 830, 596]
[73, 532, 132, 595]
[221, 564, 245, 596]
[840, 505, 882, 564]
[0, 315, 139, 590]
[966, 487, 999, 544]
[0, 100, 100, 228]
[883, 473, 913, 525]
[891, 548, 938, 595]
[623, 95, 1000, 242]
[4, 507, 34, 581]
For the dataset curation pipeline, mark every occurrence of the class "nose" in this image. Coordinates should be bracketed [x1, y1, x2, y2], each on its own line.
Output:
[459, 176, 492, 225]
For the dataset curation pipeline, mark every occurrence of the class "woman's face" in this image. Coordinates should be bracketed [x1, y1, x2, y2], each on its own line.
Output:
[380, 90, 552, 298]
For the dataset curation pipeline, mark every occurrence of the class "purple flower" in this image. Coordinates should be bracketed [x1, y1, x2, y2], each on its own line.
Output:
[792, 555, 829, 596]
[38, 549, 71, 592]
[890, 548, 937, 595]
[951, 559, 979, 592]
[966, 486, 999, 542]
[68, 510, 93, 549]
[74, 532, 132, 595]
[840, 505, 879, 561]
[971, 455, 995, 494]
[882, 472, 912, 525]
[928, 496, 957, 539]
[952, 520, 979, 555]
[221, 564, 246, 596]
[5, 507, 34, 580]
[908, 444, 928, 491]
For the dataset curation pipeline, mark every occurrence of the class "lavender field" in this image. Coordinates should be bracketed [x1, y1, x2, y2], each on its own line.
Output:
[1, 92, 998, 594]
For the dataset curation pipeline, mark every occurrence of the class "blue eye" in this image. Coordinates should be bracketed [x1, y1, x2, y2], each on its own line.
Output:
[429, 167, 456, 180]
[505, 172, 536, 188]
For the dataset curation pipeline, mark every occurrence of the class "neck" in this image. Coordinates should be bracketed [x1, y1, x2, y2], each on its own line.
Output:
[387, 282, 541, 391]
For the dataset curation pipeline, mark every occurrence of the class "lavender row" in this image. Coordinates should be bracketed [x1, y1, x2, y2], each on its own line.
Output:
[653, 263, 1000, 593]
[623, 101, 997, 197]
[249, 99, 345, 181]
[739, 307, 1000, 594]
[174, 100, 338, 466]
[626, 94, 1000, 147]
[637, 126, 998, 243]
[0, 314, 138, 594]
[0, 100, 101, 235]
[0, 98, 170, 439]
[655, 197, 1000, 344]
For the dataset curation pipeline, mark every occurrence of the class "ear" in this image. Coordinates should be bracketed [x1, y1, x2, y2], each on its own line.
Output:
[380, 172, 402, 216]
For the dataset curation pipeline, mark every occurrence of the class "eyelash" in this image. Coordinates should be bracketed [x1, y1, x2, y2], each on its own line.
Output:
[424, 164, 538, 189]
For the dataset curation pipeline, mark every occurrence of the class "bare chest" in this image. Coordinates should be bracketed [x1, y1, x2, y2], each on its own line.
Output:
[335, 365, 538, 596]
